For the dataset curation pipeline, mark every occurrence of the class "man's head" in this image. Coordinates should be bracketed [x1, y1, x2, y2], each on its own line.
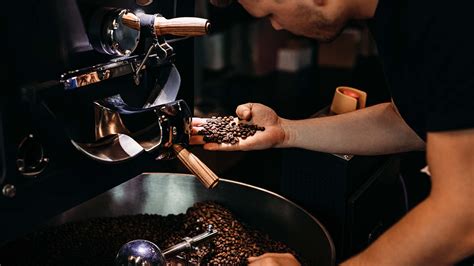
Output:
[213, 0, 378, 42]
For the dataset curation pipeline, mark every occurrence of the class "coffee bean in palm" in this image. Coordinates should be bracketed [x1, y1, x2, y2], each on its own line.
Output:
[197, 116, 265, 145]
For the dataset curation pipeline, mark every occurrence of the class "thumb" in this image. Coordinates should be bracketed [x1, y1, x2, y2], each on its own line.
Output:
[247, 256, 258, 262]
[236, 103, 253, 121]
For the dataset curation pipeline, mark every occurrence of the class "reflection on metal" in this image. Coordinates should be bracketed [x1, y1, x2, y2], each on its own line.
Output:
[89, 8, 141, 56]
[143, 65, 181, 108]
[136, 0, 153, 6]
[116, 239, 165, 266]
[72, 100, 191, 163]
[94, 102, 131, 140]
[331, 153, 354, 161]
[16, 134, 49, 177]
[66, 70, 110, 89]
[115, 226, 217, 265]
[162, 225, 217, 257]
[133, 34, 174, 85]
[2, 184, 16, 198]
[71, 134, 144, 163]
[97, 95, 165, 152]
[61, 55, 156, 90]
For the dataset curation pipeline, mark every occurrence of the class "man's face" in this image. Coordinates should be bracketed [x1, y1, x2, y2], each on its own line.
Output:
[237, 0, 347, 42]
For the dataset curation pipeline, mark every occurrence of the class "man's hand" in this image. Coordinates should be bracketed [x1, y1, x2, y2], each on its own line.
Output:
[190, 103, 286, 151]
[247, 253, 301, 266]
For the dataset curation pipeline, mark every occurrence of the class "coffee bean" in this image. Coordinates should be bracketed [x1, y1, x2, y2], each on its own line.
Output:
[0, 202, 305, 265]
[197, 116, 265, 145]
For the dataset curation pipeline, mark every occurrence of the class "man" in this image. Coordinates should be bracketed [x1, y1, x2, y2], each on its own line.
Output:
[194, 0, 474, 265]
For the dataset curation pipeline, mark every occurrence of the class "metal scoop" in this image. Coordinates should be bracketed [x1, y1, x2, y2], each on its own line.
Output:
[115, 226, 217, 266]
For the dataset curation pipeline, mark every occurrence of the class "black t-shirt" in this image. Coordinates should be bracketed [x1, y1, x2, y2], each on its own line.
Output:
[368, 0, 474, 140]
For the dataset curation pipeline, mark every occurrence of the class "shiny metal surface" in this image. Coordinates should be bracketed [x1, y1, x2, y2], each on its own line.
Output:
[116, 239, 166, 266]
[160, 225, 217, 257]
[71, 134, 144, 162]
[60, 55, 161, 90]
[89, 8, 141, 56]
[50, 173, 336, 266]
[72, 99, 191, 163]
[16, 134, 49, 177]
[136, 0, 153, 6]
[2, 184, 16, 198]
[116, 226, 217, 265]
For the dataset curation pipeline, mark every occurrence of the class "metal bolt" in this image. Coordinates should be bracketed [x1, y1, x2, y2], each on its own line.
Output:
[2, 184, 16, 198]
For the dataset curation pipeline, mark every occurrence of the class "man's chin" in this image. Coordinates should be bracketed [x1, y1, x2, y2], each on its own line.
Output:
[313, 34, 340, 43]
[305, 28, 342, 42]
[282, 25, 344, 42]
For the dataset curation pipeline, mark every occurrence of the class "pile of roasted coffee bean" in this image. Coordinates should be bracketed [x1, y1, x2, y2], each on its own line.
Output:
[197, 116, 265, 145]
[0, 201, 303, 265]
[168, 201, 299, 265]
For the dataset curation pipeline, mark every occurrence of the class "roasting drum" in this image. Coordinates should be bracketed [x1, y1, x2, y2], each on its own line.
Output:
[49, 173, 336, 265]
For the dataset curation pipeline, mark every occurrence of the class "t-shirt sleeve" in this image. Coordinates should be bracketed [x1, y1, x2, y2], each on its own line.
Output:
[426, 7, 474, 133]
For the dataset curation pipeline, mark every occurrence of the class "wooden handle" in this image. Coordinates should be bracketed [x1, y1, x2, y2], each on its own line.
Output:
[173, 145, 219, 189]
[154, 17, 210, 36]
[121, 11, 141, 31]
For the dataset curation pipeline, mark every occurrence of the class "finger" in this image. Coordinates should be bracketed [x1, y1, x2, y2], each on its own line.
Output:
[249, 253, 282, 259]
[189, 135, 205, 145]
[203, 142, 242, 151]
[192, 117, 208, 126]
[235, 103, 253, 121]
[247, 256, 259, 263]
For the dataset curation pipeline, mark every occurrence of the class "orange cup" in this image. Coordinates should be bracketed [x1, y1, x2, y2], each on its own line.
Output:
[329, 86, 367, 115]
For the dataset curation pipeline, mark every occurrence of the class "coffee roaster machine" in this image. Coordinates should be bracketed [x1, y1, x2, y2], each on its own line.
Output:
[0, 0, 335, 265]
[0, 0, 211, 244]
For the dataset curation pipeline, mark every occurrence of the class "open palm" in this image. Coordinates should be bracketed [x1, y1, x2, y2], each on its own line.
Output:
[190, 103, 286, 151]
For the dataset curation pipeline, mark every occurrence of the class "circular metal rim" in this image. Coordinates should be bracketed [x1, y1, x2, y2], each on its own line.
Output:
[143, 173, 337, 265]
[106, 9, 141, 56]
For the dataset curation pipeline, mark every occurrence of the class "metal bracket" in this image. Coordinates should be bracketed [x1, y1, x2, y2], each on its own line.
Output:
[133, 25, 174, 85]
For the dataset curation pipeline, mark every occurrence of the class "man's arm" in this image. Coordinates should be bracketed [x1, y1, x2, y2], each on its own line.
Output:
[192, 102, 424, 155]
[341, 129, 474, 266]
[281, 102, 425, 155]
